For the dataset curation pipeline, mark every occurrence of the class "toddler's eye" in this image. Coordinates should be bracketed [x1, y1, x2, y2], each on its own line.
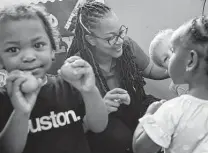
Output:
[34, 42, 46, 49]
[5, 47, 20, 53]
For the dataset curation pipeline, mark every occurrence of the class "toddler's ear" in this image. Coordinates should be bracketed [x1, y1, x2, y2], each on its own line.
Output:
[186, 50, 198, 72]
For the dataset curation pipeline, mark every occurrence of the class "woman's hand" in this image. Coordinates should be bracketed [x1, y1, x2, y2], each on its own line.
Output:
[104, 88, 130, 114]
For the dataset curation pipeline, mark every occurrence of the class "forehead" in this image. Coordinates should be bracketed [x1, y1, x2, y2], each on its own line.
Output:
[91, 12, 121, 35]
[154, 37, 170, 51]
[0, 18, 48, 44]
[160, 36, 171, 46]
[155, 42, 169, 56]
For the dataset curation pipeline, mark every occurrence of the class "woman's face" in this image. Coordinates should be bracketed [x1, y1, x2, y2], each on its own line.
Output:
[90, 12, 127, 58]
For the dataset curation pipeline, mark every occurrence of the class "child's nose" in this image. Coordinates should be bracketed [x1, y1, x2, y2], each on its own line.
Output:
[22, 49, 37, 63]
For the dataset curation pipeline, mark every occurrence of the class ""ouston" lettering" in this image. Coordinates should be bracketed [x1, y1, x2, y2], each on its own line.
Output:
[28, 110, 81, 133]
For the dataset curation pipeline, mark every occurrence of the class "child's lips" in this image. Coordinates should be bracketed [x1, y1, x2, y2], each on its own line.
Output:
[22, 65, 43, 71]
[21, 65, 44, 74]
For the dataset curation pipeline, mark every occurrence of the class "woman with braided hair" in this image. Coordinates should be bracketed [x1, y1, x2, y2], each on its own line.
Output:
[67, 1, 169, 153]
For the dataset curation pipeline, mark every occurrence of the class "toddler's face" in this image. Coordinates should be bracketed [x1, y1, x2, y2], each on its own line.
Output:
[0, 18, 54, 79]
[168, 27, 188, 84]
[154, 38, 172, 69]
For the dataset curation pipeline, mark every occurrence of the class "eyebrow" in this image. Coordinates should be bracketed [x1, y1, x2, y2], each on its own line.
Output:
[106, 31, 118, 35]
[4, 36, 44, 45]
[31, 36, 45, 42]
[105, 28, 122, 35]
[105, 24, 126, 35]
[4, 41, 20, 45]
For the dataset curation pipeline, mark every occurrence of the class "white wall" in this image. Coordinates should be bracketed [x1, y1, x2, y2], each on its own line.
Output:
[106, 0, 207, 100]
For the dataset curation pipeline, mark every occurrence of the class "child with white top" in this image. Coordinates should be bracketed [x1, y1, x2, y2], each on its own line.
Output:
[133, 16, 208, 153]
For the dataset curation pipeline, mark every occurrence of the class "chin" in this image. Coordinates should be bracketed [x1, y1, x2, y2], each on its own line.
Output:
[113, 49, 123, 58]
[32, 70, 46, 79]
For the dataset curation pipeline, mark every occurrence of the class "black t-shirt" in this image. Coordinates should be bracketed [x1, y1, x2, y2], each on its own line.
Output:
[0, 75, 91, 153]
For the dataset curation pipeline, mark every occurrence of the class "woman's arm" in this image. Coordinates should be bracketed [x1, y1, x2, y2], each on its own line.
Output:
[142, 60, 169, 80]
[128, 37, 169, 80]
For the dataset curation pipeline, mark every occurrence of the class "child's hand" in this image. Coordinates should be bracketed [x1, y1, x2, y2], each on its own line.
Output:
[6, 70, 42, 115]
[104, 88, 130, 114]
[58, 56, 95, 92]
[145, 99, 166, 115]
[20, 72, 40, 93]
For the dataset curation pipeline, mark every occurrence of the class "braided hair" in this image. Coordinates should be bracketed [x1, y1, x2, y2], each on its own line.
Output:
[67, 1, 146, 103]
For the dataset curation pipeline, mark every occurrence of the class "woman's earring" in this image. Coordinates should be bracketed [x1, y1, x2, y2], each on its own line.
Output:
[186, 67, 191, 72]
[0, 69, 8, 88]
[52, 51, 55, 61]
